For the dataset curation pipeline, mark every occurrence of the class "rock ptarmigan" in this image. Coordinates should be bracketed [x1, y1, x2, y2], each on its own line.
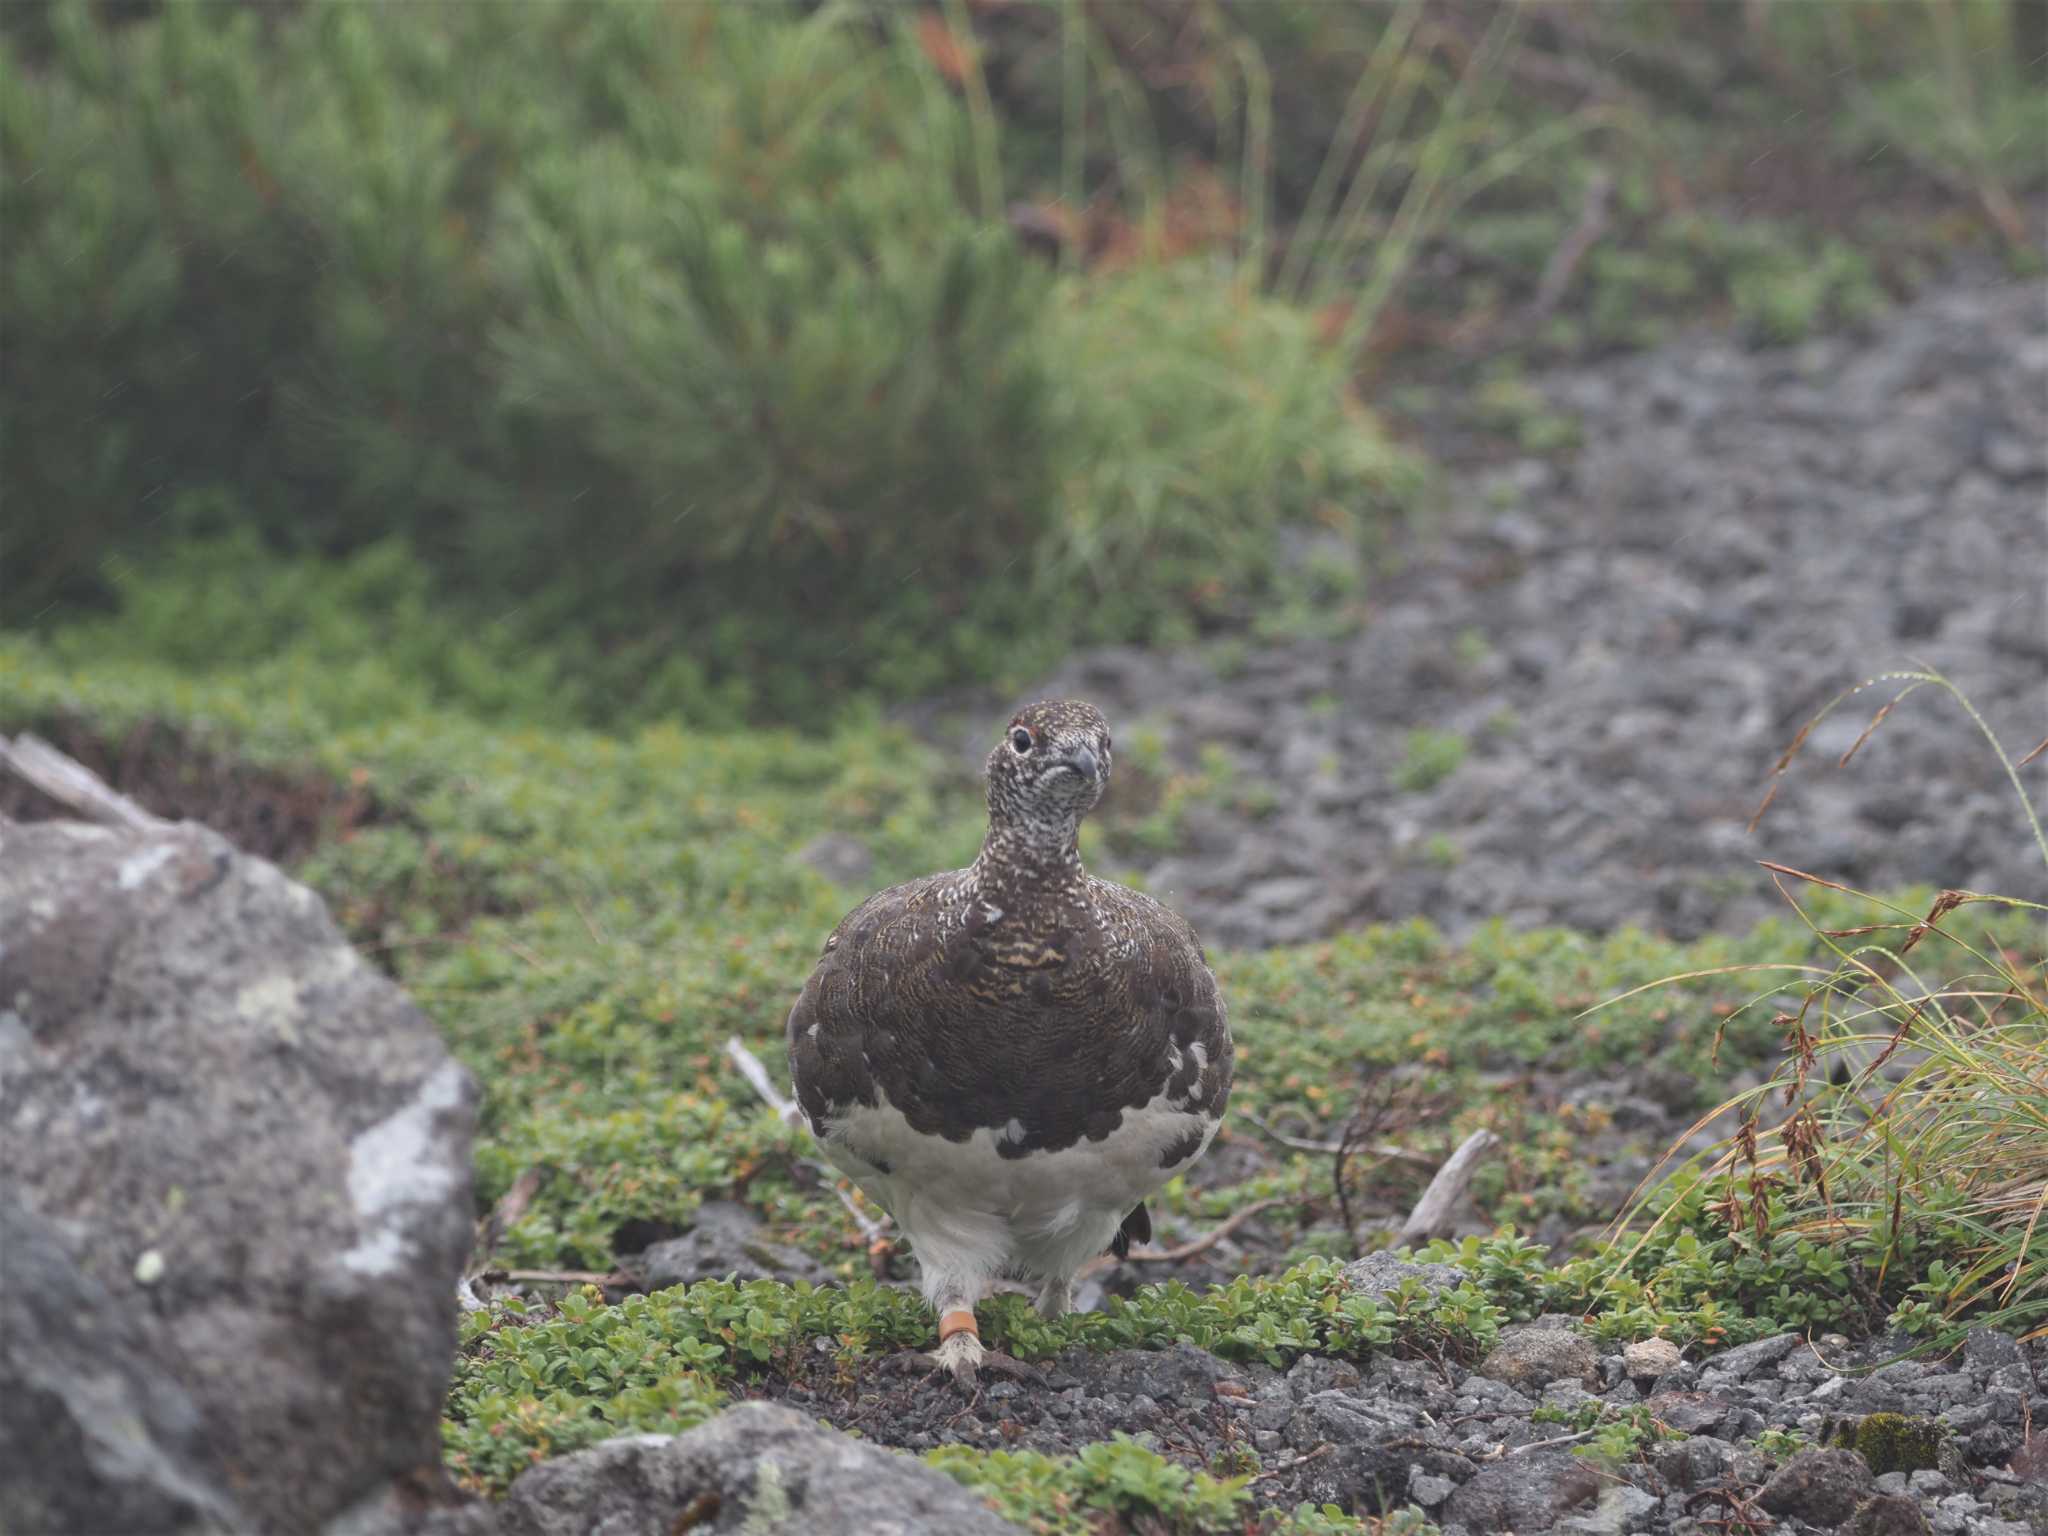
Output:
[785, 700, 1233, 1384]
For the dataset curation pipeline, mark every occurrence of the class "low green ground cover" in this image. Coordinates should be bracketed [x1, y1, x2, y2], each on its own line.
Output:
[8, 620, 2039, 1534]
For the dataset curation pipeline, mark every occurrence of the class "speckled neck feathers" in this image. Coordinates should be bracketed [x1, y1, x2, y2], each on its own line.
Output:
[971, 797, 1085, 904]
[968, 698, 1109, 907]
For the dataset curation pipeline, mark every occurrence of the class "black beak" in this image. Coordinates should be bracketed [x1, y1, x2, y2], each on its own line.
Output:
[1058, 745, 1101, 783]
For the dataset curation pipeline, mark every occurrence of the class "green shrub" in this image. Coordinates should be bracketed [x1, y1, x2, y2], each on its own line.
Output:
[1392, 728, 1467, 793]
[929, 1438, 1251, 1536]
[2, 0, 1419, 722]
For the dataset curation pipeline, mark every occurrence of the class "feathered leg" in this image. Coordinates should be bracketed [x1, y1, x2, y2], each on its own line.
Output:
[1034, 1274, 1074, 1319]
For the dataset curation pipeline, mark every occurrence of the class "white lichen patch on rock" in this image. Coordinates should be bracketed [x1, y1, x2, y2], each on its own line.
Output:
[340, 1058, 471, 1277]
[234, 973, 304, 1045]
[116, 843, 178, 892]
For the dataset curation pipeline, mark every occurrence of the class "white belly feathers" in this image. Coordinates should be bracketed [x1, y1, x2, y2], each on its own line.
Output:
[817, 1087, 1218, 1297]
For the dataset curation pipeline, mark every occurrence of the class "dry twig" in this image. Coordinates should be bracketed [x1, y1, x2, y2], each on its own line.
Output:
[475, 1266, 630, 1288]
[1237, 1108, 1435, 1165]
[725, 1035, 806, 1130]
[469, 1167, 544, 1278]
[1078, 1195, 1291, 1278]
[0, 733, 165, 830]
[1399, 1128, 1501, 1244]
[1528, 170, 1613, 321]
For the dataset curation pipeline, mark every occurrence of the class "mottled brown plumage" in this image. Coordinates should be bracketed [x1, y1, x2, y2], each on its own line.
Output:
[785, 700, 1233, 1382]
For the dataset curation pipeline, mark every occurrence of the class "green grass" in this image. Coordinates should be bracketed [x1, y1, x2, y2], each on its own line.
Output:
[1, 0, 1423, 720]
[444, 1258, 1500, 1498]
[1391, 728, 1467, 793]
[1594, 670, 2048, 1354]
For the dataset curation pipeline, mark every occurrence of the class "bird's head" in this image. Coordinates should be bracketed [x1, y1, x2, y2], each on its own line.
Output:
[983, 699, 1113, 852]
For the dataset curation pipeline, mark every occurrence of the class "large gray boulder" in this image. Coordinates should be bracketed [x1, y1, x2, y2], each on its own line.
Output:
[488, 1403, 1026, 1536]
[0, 818, 479, 1536]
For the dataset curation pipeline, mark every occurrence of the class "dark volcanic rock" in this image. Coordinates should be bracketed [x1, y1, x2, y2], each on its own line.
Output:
[0, 819, 479, 1536]
[629, 1201, 834, 1289]
[1283, 1390, 1474, 1514]
[1477, 1325, 1601, 1393]
[1442, 1450, 1604, 1532]
[1842, 1492, 1935, 1536]
[1342, 1249, 1471, 1301]
[1756, 1447, 1879, 1526]
[488, 1403, 1024, 1536]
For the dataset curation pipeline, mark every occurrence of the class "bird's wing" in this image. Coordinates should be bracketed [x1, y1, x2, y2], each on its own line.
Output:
[785, 871, 958, 1140]
[1087, 879, 1233, 1123]
[788, 872, 1231, 1154]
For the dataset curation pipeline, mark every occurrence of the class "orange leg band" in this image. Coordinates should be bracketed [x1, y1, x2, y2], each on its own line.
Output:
[937, 1308, 980, 1343]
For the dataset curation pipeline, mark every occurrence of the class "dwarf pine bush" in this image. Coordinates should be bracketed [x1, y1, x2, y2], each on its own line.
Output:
[2, 0, 1416, 722]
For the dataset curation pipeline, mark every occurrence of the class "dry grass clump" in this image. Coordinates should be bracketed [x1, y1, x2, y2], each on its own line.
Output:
[1620, 669, 2048, 1346]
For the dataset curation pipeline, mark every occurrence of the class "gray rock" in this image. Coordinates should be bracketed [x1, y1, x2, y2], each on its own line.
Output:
[491, 1404, 1024, 1535]
[1556, 1484, 1660, 1536]
[1444, 1451, 1605, 1532]
[1709, 1333, 1801, 1380]
[1964, 1330, 2024, 1374]
[1841, 1493, 1934, 1536]
[0, 821, 478, 1536]
[631, 1201, 834, 1289]
[0, 1195, 254, 1536]
[1341, 1249, 1470, 1302]
[1623, 1337, 1683, 1386]
[1478, 1325, 1601, 1393]
[1410, 1471, 1457, 1508]
[1642, 1391, 1733, 1436]
[1470, 1381, 1542, 1415]
[795, 833, 875, 888]
[1755, 1448, 1878, 1527]
[1651, 1435, 1734, 1491]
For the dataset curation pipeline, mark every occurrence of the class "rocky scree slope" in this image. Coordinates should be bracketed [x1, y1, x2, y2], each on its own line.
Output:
[744, 1253, 2048, 1536]
[914, 278, 2048, 948]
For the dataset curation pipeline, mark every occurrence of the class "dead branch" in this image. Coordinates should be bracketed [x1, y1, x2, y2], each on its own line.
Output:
[814, 1168, 891, 1245]
[1078, 1195, 1290, 1278]
[0, 733, 165, 830]
[725, 1034, 806, 1130]
[726, 1036, 892, 1242]
[1236, 1108, 1437, 1165]
[1505, 1426, 1601, 1457]
[1398, 1128, 1501, 1244]
[1528, 170, 1613, 322]
[1248, 1442, 1335, 1483]
[469, 1167, 544, 1278]
[474, 1266, 631, 1288]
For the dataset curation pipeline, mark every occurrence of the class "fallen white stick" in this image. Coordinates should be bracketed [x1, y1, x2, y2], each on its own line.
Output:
[828, 1178, 890, 1245]
[724, 1035, 806, 1130]
[725, 1036, 892, 1244]
[0, 734, 165, 830]
[1398, 1128, 1501, 1244]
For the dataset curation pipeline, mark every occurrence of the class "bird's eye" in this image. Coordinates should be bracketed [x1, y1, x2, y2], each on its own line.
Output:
[1010, 727, 1033, 754]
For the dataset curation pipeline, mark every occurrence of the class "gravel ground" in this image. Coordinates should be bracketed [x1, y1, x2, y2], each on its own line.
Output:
[922, 276, 2048, 948]
[808, 279, 2048, 1529]
[751, 1255, 2048, 1536]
